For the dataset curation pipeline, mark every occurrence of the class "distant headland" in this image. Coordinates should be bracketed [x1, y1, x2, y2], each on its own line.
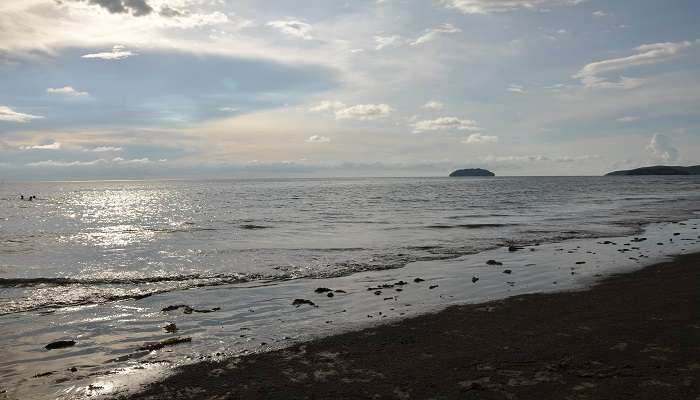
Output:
[605, 165, 700, 176]
[449, 168, 495, 177]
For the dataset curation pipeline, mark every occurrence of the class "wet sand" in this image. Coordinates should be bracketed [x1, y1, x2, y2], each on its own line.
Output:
[127, 252, 700, 400]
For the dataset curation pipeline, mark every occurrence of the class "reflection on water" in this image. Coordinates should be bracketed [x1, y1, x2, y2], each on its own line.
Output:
[1, 177, 700, 315]
[1, 177, 700, 399]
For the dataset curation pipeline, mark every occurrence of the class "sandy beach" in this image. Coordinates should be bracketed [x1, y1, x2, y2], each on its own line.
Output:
[126, 251, 700, 400]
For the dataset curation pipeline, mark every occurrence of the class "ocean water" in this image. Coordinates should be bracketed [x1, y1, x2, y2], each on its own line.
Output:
[2, 176, 700, 399]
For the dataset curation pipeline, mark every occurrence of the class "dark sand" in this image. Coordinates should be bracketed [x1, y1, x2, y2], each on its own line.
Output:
[128, 253, 700, 400]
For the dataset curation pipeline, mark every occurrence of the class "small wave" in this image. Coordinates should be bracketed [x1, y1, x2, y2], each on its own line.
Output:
[152, 227, 218, 233]
[425, 223, 515, 229]
[0, 273, 252, 288]
[239, 224, 271, 230]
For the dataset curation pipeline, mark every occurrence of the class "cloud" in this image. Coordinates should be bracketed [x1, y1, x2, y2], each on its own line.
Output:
[462, 133, 499, 143]
[617, 116, 639, 123]
[592, 10, 606, 17]
[335, 104, 392, 120]
[507, 84, 525, 93]
[20, 142, 62, 150]
[311, 101, 392, 120]
[26, 157, 160, 167]
[553, 155, 600, 163]
[0, 105, 44, 123]
[217, 107, 239, 112]
[574, 40, 694, 89]
[412, 117, 479, 133]
[442, 0, 586, 14]
[84, 146, 122, 152]
[335, 104, 393, 120]
[82, 45, 137, 60]
[267, 20, 313, 40]
[374, 35, 403, 50]
[646, 133, 679, 163]
[71, 0, 153, 17]
[158, 5, 184, 18]
[309, 101, 347, 112]
[410, 23, 461, 46]
[47, 86, 89, 96]
[422, 100, 445, 110]
[306, 135, 331, 143]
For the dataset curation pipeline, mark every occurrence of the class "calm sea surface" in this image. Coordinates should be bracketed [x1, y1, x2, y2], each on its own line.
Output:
[2, 176, 700, 315]
[2, 176, 700, 399]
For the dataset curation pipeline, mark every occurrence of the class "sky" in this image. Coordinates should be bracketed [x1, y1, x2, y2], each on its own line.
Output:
[1, 0, 699, 179]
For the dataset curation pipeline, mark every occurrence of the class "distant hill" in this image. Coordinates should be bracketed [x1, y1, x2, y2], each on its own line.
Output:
[449, 168, 495, 177]
[605, 165, 700, 176]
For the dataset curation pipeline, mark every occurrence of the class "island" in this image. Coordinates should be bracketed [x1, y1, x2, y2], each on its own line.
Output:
[605, 165, 700, 176]
[449, 168, 495, 177]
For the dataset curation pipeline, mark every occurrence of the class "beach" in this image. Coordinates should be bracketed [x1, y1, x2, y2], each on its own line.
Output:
[2, 178, 700, 399]
[128, 251, 700, 400]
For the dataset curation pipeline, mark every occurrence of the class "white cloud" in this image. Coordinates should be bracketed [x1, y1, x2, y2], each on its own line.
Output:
[507, 84, 525, 93]
[311, 101, 392, 120]
[306, 135, 330, 143]
[592, 10, 606, 17]
[617, 116, 639, 123]
[82, 45, 136, 60]
[267, 19, 313, 40]
[422, 100, 445, 110]
[0, 106, 44, 123]
[574, 40, 694, 89]
[20, 142, 62, 150]
[553, 155, 600, 163]
[462, 133, 499, 143]
[483, 155, 550, 162]
[442, 0, 586, 14]
[26, 157, 160, 167]
[47, 86, 89, 96]
[335, 104, 392, 120]
[412, 117, 479, 133]
[410, 23, 461, 46]
[646, 133, 679, 163]
[217, 107, 239, 112]
[374, 35, 403, 50]
[85, 146, 122, 152]
[309, 101, 346, 112]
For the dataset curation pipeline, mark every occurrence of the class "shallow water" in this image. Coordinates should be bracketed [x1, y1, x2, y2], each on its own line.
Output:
[1, 177, 700, 399]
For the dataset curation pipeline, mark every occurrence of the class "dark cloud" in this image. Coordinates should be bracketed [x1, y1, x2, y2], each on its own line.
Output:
[64, 0, 154, 16]
[159, 5, 185, 18]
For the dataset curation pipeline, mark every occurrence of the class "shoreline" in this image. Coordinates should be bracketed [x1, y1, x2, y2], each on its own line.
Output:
[2, 217, 699, 400]
[127, 251, 700, 400]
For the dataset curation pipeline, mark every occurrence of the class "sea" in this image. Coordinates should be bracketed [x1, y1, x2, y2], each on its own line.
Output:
[1, 176, 700, 399]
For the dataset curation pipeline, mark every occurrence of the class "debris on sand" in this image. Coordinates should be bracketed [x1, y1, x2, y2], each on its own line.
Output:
[508, 245, 524, 252]
[429, 285, 439, 290]
[139, 337, 192, 351]
[486, 260, 503, 266]
[161, 304, 190, 312]
[314, 288, 333, 294]
[472, 276, 479, 283]
[292, 299, 317, 307]
[413, 277, 425, 283]
[161, 305, 220, 314]
[163, 323, 178, 333]
[45, 340, 75, 350]
[503, 269, 512, 274]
